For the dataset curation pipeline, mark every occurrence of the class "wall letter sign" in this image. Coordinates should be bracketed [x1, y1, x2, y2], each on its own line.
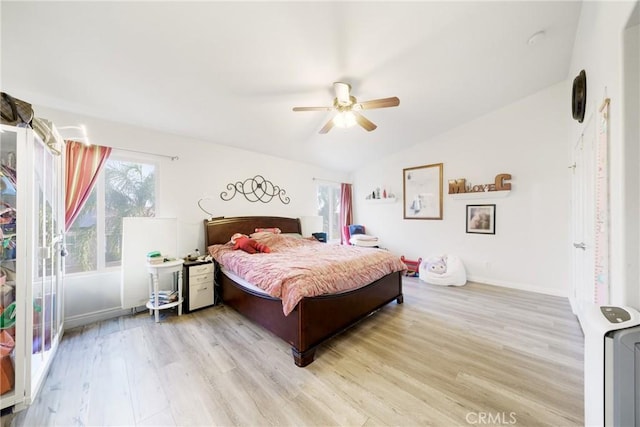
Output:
[448, 174, 511, 194]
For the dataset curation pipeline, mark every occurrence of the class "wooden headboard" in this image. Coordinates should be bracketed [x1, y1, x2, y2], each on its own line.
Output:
[204, 216, 302, 247]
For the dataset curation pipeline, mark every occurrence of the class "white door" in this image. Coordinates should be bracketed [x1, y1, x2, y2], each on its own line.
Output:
[570, 113, 596, 317]
[26, 130, 64, 405]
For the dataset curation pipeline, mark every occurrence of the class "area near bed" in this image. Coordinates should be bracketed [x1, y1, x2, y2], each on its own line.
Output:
[204, 216, 405, 367]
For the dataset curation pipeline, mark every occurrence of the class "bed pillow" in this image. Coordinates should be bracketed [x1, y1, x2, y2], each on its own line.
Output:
[230, 233, 270, 254]
[349, 224, 365, 236]
[248, 232, 303, 250]
[250, 231, 276, 240]
[281, 232, 303, 239]
[254, 227, 281, 234]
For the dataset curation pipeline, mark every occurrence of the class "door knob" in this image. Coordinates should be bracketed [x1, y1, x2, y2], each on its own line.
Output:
[573, 242, 586, 250]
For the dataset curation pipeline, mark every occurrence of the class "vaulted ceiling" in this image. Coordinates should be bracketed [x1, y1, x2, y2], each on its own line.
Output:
[1, 1, 582, 172]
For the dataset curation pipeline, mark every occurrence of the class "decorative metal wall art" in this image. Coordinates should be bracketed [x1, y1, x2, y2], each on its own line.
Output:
[220, 175, 290, 204]
[197, 197, 215, 218]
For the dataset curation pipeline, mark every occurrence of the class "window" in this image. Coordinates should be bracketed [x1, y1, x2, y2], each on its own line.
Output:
[65, 157, 156, 274]
[316, 182, 340, 241]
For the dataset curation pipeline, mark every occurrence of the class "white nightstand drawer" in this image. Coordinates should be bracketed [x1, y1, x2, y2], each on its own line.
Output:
[190, 263, 213, 276]
[189, 273, 212, 286]
[184, 261, 216, 313]
[189, 282, 214, 311]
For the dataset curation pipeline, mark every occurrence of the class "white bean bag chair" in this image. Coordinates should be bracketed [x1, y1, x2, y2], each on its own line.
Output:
[419, 255, 467, 286]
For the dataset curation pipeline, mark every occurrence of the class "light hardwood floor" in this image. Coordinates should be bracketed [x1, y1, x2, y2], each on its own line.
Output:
[11, 278, 584, 426]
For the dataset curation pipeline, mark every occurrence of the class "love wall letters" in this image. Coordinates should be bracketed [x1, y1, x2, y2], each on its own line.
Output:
[448, 174, 512, 194]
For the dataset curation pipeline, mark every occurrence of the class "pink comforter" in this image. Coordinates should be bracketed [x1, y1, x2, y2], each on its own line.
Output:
[208, 233, 406, 315]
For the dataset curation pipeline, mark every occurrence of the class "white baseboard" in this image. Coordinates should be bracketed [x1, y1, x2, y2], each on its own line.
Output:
[568, 296, 579, 315]
[64, 306, 132, 330]
[467, 275, 569, 298]
[66, 278, 568, 330]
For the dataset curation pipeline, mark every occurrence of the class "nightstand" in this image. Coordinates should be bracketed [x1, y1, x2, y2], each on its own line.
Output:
[183, 260, 215, 313]
[146, 259, 184, 323]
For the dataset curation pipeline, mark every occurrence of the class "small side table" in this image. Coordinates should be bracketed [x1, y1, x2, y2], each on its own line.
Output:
[146, 259, 184, 322]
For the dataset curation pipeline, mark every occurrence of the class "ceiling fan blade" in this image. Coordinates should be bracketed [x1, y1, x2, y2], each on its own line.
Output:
[319, 118, 335, 134]
[293, 106, 333, 112]
[353, 112, 377, 132]
[333, 82, 352, 105]
[356, 97, 400, 110]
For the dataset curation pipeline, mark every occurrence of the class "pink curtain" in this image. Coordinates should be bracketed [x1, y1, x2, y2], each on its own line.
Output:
[339, 183, 353, 244]
[65, 140, 112, 231]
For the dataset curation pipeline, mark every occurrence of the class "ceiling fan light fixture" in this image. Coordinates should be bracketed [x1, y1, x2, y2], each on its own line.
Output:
[333, 82, 351, 106]
[333, 111, 357, 128]
[293, 82, 399, 134]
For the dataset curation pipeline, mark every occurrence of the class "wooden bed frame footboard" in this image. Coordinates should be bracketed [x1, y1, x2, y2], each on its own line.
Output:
[205, 216, 404, 367]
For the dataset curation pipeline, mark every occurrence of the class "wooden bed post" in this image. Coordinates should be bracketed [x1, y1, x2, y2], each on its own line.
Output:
[292, 348, 316, 367]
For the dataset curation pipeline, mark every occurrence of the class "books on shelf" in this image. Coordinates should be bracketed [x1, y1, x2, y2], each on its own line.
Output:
[149, 290, 179, 305]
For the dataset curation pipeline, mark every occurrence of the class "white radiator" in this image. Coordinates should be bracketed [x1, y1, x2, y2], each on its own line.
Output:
[121, 217, 178, 310]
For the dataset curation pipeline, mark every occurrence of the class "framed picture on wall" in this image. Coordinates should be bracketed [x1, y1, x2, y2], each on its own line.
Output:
[403, 163, 444, 220]
[466, 204, 496, 234]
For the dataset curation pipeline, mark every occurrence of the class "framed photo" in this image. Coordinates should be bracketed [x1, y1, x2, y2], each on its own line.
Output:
[403, 163, 443, 220]
[466, 204, 496, 234]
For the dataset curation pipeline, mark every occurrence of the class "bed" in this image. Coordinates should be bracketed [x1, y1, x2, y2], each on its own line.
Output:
[204, 216, 404, 367]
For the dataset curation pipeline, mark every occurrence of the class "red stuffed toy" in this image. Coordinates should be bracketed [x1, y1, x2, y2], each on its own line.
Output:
[230, 233, 271, 254]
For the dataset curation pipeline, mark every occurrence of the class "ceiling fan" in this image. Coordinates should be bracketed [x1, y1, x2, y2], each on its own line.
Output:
[292, 82, 400, 134]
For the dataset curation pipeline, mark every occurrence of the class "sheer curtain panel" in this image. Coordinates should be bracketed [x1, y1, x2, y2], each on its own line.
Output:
[65, 140, 111, 231]
[339, 183, 353, 244]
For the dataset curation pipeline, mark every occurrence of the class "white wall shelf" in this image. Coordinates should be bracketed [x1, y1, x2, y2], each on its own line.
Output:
[365, 197, 397, 204]
[449, 191, 511, 200]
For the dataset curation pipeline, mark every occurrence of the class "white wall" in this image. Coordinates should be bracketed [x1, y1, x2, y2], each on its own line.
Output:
[41, 0, 640, 326]
[567, 0, 639, 309]
[624, 22, 639, 310]
[351, 81, 570, 297]
[36, 106, 348, 325]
